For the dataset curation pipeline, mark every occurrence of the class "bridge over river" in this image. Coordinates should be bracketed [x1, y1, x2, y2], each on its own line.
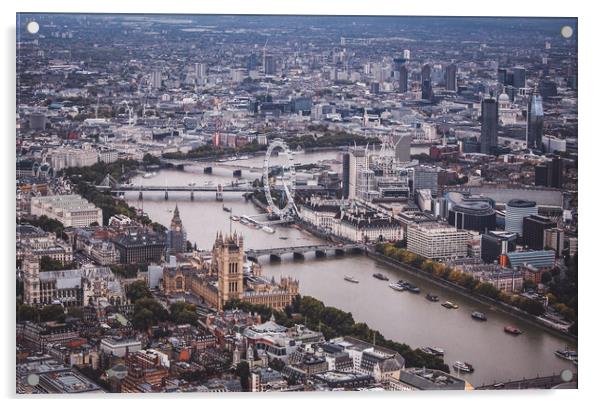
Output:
[246, 243, 366, 262]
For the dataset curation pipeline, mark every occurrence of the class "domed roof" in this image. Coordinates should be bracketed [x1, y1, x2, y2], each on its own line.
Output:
[498, 92, 510, 102]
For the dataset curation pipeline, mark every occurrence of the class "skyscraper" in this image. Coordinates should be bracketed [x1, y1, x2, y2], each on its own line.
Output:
[399, 65, 408, 93]
[151, 70, 162, 89]
[263, 54, 276, 75]
[348, 146, 369, 199]
[393, 58, 408, 93]
[513, 66, 526, 88]
[445, 64, 457, 92]
[194, 63, 207, 79]
[497, 68, 507, 85]
[480, 97, 498, 154]
[535, 156, 564, 188]
[527, 93, 544, 149]
[421, 63, 431, 84]
[342, 153, 350, 199]
[421, 64, 431, 98]
[421, 80, 433, 101]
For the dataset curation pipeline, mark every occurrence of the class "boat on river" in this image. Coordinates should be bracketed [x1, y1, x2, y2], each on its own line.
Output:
[389, 282, 405, 291]
[504, 325, 522, 335]
[441, 301, 459, 309]
[262, 226, 275, 234]
[425, 293, 439, 302]
[555, 347, 577, 361]
[372, 273, 389, 281]
[397, 280, 420, 293]
[471, 311, 487, 321]
[344, 276, 359, 284]
[453, 361, 475, 373]
[405, 283, 420, 294]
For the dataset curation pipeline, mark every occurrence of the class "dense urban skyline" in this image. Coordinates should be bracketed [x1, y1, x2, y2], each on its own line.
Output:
[16, 13, 577, 393]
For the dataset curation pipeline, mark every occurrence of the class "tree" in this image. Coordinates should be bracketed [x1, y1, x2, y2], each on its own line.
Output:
[142, 153, 161, 166]
[127, 280, 152, 303]
[28, 215, 65, 238]
[132, 308, 155, 331]
[131, 297, 169, 331]
[170, 302, 198, 325]
[40, 256, 75, 271]
[541, 271, 553, 285]
[475, 282, 500, 300]
[519, 298, 546, 316]
[17, 303, 38, 322]
[523, 279, 537, 291]
[39, 304, 65, 322]
[67, 306, 84, 319]
[236, 361, 250, 391]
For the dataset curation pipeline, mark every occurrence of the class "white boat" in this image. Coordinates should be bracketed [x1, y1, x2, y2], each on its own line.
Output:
[555, 348, 578, 361]
[344, 276, 359, 284]
[262, 226, 275, 234]
[453, 361, 474, 373]
[230, 215, 240, 222]
[389, 282, 405, 291]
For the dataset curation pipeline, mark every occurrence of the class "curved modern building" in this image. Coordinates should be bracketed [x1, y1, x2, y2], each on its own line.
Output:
[446, 192, 496, 233]
[505, 199, 537, 236]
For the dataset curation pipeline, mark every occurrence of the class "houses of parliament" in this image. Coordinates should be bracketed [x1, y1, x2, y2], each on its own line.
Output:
[163, 230, 299, 311]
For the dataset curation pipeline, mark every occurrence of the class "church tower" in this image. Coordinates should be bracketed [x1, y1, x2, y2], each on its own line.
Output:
[23, 255, 41, 305]
[213, 232, 244, 310]
[170, 204, 183, 231]
[167, 205, 186, 255]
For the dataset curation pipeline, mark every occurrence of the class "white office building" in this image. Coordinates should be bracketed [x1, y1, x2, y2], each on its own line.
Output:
[407, 222, 470, 259]
[30, 195, 103, 227]
[505, 199, 538, 236]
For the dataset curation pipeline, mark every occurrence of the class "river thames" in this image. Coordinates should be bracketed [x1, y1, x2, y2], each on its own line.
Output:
[125, 151, 577, 387]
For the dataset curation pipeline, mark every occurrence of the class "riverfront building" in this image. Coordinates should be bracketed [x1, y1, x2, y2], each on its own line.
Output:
[446, 192, 496, 233]
[407, 222, 470, 260]
[544, 227, 565, 257]
[298, 197, 404, 243]
[163, 232, 299, 311]
[506, 250, 556, 270]
[505, 199, 538, 236]
[30, 194, 103, 227]
[522, 215, 557, 250]
[481, 231, 517, 264]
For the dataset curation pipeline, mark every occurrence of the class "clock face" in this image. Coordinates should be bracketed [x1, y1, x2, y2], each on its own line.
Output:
[175, 226, 181, 232]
